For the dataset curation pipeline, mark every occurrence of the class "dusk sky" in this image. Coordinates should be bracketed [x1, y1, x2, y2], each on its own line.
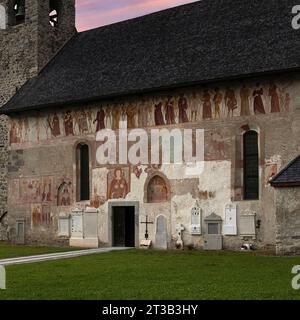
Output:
[76, 0, 198, 31]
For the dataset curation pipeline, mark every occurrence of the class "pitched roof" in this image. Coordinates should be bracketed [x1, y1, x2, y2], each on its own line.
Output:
[271, 156, 300, 188]
[1, 0, 300, 114]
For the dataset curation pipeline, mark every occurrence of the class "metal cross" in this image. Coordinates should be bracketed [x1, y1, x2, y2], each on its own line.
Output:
[140, 215, 154, 240]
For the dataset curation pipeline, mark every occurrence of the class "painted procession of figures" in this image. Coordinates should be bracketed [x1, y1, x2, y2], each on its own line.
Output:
[10, 81, 292, 144]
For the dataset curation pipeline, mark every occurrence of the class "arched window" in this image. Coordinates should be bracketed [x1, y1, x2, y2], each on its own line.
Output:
[243, 131, 259, 200]
[76, 143, 90, 201]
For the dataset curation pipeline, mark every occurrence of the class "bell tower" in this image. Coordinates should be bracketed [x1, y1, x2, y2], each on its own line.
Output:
[0, 0, 76, 238]
[0, 0, 76, 105]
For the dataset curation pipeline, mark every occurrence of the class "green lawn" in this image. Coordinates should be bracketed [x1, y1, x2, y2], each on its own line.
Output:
[1, 247, 300, 300]
[0, 241, 78, 259]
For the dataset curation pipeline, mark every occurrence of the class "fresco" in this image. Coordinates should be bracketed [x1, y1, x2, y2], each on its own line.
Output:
[20, 178, 41, 203]
[91, 168, 107, 208]
[107, 167, 130, 200]
[57, 181, 72, 206]
[31, 204, 52, 227]
[9, 79, 293, 145]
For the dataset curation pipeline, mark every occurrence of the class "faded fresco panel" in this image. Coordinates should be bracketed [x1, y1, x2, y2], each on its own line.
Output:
[20, 178, 41, 203]
[107, 167, 130, 200]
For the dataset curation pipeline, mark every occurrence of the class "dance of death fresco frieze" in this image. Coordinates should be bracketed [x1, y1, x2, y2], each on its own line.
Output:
[9, 79, 294, 145]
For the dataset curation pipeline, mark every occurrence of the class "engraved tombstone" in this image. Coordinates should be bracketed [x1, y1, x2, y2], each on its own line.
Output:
[239, 213, 256, 238]
[71, 208, 83, 239]
[15, 219, 25, 245]
[83, 207, 98, 247]
[155, 215, 168, 249]
[58, 215, 70, 237]
[191, 206, 202, 235]
[204, 213, 223, 250]
[223, 204, 237, 235]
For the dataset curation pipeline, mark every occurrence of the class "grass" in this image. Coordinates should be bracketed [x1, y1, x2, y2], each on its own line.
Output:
[0, 246, 300, 300]
[0, 241, 78, 259]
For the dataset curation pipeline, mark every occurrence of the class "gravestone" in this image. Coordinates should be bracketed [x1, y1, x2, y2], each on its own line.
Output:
[15, 219, 25, 244]
[58, 215, 70, 237]
[191, 206, 202, 235]
[155, 215, 168, 249]
[83, 207, 99, 247]
[71, 209, 83, 238]
[70, 208, 99, 248]
[223, 204, 237, 235]
[239, 214, 256, 238]
[204, 213, 223, 250]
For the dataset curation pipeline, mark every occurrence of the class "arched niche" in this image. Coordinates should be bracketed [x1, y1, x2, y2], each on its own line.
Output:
[144, 172, 171, 203]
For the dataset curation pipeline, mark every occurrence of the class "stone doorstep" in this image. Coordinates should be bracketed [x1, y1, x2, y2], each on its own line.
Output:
[0, 247, 131, 266]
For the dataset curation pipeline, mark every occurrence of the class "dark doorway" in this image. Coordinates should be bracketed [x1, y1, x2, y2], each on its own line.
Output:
[112, 206, 135, 247]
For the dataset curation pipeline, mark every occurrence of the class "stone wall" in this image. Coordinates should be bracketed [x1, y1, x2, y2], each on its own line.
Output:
[4, 74, 300, 251]
[275, 188, 300, 255]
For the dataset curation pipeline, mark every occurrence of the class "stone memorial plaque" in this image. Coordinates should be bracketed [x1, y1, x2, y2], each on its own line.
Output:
[83, 208, 98, 238]
[223, 204, 237, 235]
[58, 216, 70, 237]
[191, 207, 201, 235]
[239, 214, 256, 237]
[71, 209, 83, 238]
[155, 215, 167, 249]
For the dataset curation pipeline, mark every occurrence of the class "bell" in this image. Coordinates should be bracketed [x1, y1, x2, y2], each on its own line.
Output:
[15, 0, 25, 19]
[15, 5, 25, 18]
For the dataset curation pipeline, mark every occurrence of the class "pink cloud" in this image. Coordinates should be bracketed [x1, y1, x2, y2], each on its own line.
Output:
[76, 0, 198, 31]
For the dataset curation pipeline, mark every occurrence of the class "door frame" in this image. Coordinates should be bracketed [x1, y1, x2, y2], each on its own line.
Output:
[108, 201, 139, 248]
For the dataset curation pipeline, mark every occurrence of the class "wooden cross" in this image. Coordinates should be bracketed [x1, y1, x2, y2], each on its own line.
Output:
[140, 215, 154, 240]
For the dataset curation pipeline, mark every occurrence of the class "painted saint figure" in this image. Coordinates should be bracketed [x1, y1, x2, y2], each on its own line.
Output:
[165, 96, 176, 125]
[240, 84, 251, 116]
[109, 168, 129, 199]
[284, 93, 291, 112]
[154, 102, 165, 126]
[201, 90, 212, 120]
[225, 88, 238, 117]
[94, 106, 106, 132]
[138, 99, 148, 127]
[253, 84, 266, 114]
[64, 111, 74, 136]
[111, 105, 120, 130]
[269, 83, 280, 113]
[178, 93, 189, 123]
[213, 88, 223, 119]
[190, 92, 199, 122]
[77, 110, 89, 134]
[48, 113, 60, 137]
[126, 103, 137, 129]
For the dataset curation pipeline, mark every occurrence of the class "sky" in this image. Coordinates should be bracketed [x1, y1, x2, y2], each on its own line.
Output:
[76, 0, 198, 31]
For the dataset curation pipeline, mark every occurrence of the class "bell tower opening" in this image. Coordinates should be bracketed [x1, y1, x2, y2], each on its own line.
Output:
[49, 0, 59, 27]
[10, 0, 25, 26]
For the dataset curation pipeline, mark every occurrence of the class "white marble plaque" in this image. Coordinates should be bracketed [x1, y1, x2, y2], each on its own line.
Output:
[191, 207, 202, 235]
[239, 214, 256, 237]
[223, 204, 237, 235]
[84, 208, 98, 238]
[58, 216, 70, 237]
[71, 209, 83, 238]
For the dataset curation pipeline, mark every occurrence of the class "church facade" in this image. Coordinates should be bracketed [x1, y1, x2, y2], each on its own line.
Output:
[0, 0, 300, 254]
